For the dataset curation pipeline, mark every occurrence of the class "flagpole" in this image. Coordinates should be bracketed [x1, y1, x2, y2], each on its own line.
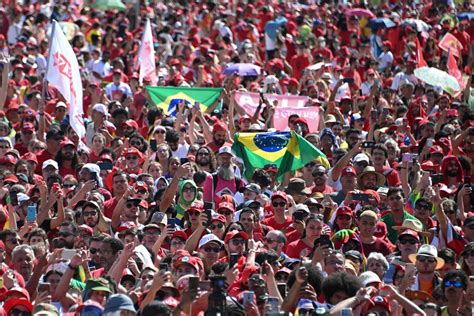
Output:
[42, 20, 57, 101]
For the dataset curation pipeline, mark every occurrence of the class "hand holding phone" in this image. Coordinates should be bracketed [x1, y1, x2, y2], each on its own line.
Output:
[27, 205, 37, 223]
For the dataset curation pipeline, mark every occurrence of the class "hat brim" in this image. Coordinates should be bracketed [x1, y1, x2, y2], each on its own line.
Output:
[393, 226, 430, 237]
[357, 171, 386, 187]
[90, 286, 112, 293]
[408, 254, 445, 270]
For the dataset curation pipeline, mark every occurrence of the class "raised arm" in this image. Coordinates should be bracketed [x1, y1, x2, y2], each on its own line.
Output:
[0, 53, 9, 110]
[111, 187, 132, 230]
[331, 141, 362, 182]
[49, 189, 65, 230]
[184, 213, 207, 252]
[159, 165, 190, 212]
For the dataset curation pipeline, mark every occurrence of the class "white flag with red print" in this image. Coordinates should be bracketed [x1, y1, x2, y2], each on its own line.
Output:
[45, 20, 85, 139]
[137, 19, 157, 85]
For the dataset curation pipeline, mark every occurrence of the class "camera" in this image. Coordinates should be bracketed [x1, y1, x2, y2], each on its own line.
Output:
[205, 276, 227, 316]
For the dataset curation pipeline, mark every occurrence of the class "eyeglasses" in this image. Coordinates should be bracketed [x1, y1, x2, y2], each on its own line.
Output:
[197, 152, 210, 156]
[265, 237, 277, 244]
[188, 211, 200, 216]
[183, 187, 194, 193]
[58, 231, 74, 238]
[155, 130, 166, 134]
[272, 201, 286, 207]
[218, 210, 233, 216]
[89, 248, 99, 254]
[10, 309, 31, 316]
[130, 141, 142, 147]
[230, 239, 246, 246]
[209, 223, 224, 230]
[417, 255, 436, 263]
[443, 280, 463, 288]
[203, 246, 221, 253]
[312, 172, 326, 177]
[126, 156, 139, 160]
[83, 210, 97, 217]
[398, 238, 418, 245]
[126, 202, 139, 209]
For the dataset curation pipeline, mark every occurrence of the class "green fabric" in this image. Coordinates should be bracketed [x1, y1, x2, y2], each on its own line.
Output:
[468, 87, 474, 110]
[70, 278, 85, 291]
[90, 0, 126, 11]
[176, 179, 197, 220]
[232, 131, 326, 180]
[146, 86, 223, 115]
[381, 211, 421, 244]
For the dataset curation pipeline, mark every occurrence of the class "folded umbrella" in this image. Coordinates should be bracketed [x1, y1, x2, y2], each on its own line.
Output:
[223, 63, 261, 77]
[401, 19, 431, 32]
[414, 66, 461, 95]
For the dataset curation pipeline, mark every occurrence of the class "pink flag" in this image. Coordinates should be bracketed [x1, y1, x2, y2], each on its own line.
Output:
[137, 19, 157, 85]
[45, 20, 85, 139]
[439, 33, 463, 58]
[447, 50, 465, 90]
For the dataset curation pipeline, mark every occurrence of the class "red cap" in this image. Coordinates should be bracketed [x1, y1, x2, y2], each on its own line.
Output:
[294, 117, 308, 126]
[211, 214, 226, 224]
[212, 121, 227, 133]
[174, 254, 202, 272]
[99, 154, 113, 162]
[21, 152, 38, 164]
[60, 139, 75, 148]
[117, 221, 138, 232]
[134, 181, 148, 191]
[341, 166, 357, 177]
[138, 200, 148, 209]
[217, 202, 235, 212]
[288, 78, 299, 87]
[364, 189, 381, 204]
[336, 206, 353, 217]
[224, 230, 249, 243]
[122, 120, 139, 130]
[398, 229, 420, 241]
[123, 147, 142, 157]
[3, 298, 33, 314]
[421, 160, 437, 171]
[5, 287, 30, 300]
[382, 41, 392, 50]
[172, 230, 188, 240]
[429, 145, 443, 155]
[239, 115, 251, 123]
[78, 224, 94, 236]
[187, 201, 204, 213]
[271, 191, 288, 202]
[367, 68, 375, 75]
[0, 156, 17, 166]
[21, 122, 35, 131]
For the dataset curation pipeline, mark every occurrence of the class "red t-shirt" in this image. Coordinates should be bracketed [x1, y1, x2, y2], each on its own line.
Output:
[262, 215, 292, 232]
[286, 239, 312, 259]
[103, 196, 119, 219]
[290, 54, 311, 80]
[361, 237, 394, 257]
[35, 149, 53, 173]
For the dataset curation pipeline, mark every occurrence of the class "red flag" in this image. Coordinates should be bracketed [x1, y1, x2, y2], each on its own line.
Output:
[415, 37, 427, 68]
[439, 33, 463, 58]
[447, 49, 465, 89]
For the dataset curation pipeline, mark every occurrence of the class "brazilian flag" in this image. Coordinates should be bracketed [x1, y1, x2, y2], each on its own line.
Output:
[146, 86, 222, 115]
[232, 131, 326, 179]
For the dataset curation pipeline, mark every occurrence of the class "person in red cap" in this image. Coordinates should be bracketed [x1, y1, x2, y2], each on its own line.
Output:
[122, 119, 139, 137]
[13, 122, 36, 155]
[378, 41, 394, 72]
[262, 191, 292, 231]
[122, 147, 143, 175]
[206, 120, 230, 154]
[55, 138, 78, 177]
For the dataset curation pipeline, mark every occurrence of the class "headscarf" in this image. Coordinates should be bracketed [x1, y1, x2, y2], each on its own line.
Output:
[176, 179, 197, 219]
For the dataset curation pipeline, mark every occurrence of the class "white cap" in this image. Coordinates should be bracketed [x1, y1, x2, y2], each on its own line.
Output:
[17, 193, 30, 204]
[294, 204, 310, 214]
[218, 146, 234, 157]
[56, 101, 67, 108]
[358, 271, 382, 287]
[92, 103, 108, 116]
[353, 153, 370, 163]
[42, 159, 58, 170]
[198, 234, 224, 249]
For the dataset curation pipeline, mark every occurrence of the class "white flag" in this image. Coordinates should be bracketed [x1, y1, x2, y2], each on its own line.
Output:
[137, 19, 157, 85]
[45, 20, 85, 140]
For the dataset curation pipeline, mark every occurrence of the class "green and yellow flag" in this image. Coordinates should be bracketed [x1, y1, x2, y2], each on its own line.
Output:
[146, 86, 222, 115]
[232, 131, 326, 179]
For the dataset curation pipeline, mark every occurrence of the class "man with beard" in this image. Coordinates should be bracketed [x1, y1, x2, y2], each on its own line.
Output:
[55, 139, 79, 177]
[207, 121, 231, 154]
[263, 230, 287, 260]
[357, 166, 385, 191]
[91, 237, 124, 278]
[239, 208, 262, 241]
[440, 155, 464, 189]
[11, 244, 34, 282]
[56, 221, 80, 249]
[89, 234, 105, 269]
[103, 171, 129, 218]
[35, 128, 64, 173]
[81, 201, 101, 231]
[203, 146, 243, 205]
[195, 145, 216, 173]
[310, 165, 334, 194]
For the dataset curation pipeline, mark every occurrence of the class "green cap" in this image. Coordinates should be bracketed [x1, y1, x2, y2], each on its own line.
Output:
[33, 303, 59, 316]
[85, 278, 112, 293]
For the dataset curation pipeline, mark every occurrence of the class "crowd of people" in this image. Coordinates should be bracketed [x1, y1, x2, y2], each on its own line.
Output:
[0, 0, 473, 315]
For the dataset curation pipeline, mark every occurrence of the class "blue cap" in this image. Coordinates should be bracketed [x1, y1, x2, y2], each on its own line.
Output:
[103, 294, 136, 314]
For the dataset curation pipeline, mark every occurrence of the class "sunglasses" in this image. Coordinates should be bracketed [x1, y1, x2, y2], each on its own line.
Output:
[264, 237, 277, 244]
[188, 211, 200, 216]
[89, 248, 99, 254]
[417, 256, 436, 263]
[58, 231, 74, 238]
[10, 309, 31, 316]
[399, 238, 418, 245]
[83, 210, 97, 217]
[126, 202, 139, 209]
[203, 246, 221, 253]
[230, 239, 246, 246]
[272, 202, 286, 207]
[312, 172, 326, 177]
[218, 210, 233, 216]
[443, 280, 463, 288]
[183, 187, 194, 193]
[136, 189, 147, 194]
[155, 130, 166, 134]
[63, 183, 75, 188]
[126, 156, 139, 160]
[130, 141, 142, 147]
[209, 223, 224, 230]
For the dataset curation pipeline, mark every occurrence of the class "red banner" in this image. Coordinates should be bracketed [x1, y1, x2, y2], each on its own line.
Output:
[234, 92, 321, 132]
[439, 33, 463, 58]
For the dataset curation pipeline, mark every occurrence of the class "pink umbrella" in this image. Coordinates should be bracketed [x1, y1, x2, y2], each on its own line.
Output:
[345, 8, 376, 19]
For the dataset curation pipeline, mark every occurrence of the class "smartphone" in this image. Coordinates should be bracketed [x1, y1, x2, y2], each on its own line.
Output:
[370, 110, 377, 121]
[199, 281, 211, 291]
[194, 101, 200, 110]
[27, 204, 37, 223]
[9, 191, 18, 206]
[150, 139, 158, 152]
[383, 264, 397, 284]
[277, 283, 286, 298]
[353, 193, 370, 202]
[402, 153, 413, 162]
[204, 209, 212, 226]
[426, 138, 434, 147]
[469, 128, 474, 136]
[382, 108, 389, 115]
[243, 291, 255, 305]
[432, 174, 444, 185]
[266, 297, 280, 313]
[464, 176, 472, 185]
[189, 276, 199, 292]
[362, 141, 376, 149]
[167, 218, 176, 227]
[61, 249, 76, 261]
[405, 263, 416, 276]
[90, 171, 98, 182]
[38, 282, 51, 294]
[342, 78, 354, 84]
[314, 235, 334, 249]
[229, 253, 240, 268]
[203, 201, 214, 210]
[159, 263, 169, 272]
[98, 162, 113, 170]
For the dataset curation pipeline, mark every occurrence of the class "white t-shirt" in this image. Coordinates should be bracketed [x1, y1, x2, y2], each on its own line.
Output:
[390, 72, 418, 91]
[378, 51, 394, 71]
[92, 60, 111, 84]
[104, 82, 132, 100]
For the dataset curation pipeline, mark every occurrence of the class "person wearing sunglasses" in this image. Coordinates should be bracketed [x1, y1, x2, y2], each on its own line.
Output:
[123, 147, 143, 175]
[440, 270, 468, 316]
[407, 245, 445, 296]
[197, 233, 224, 272]
[262, 191, 292, 231]
[208, 214, 226, 239]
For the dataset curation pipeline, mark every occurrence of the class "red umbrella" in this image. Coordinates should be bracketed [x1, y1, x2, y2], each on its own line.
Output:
[345, 8, 376, 19]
